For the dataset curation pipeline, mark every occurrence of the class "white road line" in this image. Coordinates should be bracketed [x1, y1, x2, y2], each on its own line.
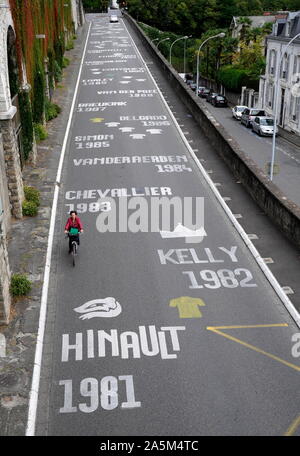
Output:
[25, 21, 92, 437]
[123, 18, 300, 329]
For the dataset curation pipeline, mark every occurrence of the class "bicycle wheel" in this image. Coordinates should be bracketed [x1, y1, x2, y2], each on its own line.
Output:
[72, 242, 76, 267]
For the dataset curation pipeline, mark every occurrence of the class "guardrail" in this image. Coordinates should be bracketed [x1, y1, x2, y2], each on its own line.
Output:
[123, 12, 300, 248]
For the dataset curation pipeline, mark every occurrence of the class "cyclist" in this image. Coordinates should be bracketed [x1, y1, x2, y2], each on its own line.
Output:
[64, 210, 83, 253]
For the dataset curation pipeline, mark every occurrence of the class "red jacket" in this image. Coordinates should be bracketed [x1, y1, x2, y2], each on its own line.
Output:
[65, 216, 83, 231]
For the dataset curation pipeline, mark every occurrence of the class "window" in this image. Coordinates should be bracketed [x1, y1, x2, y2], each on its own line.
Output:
[293, 56, 300, 82]
[251, 109, 265, 116]
[260, 118, 274, 126]
[268, 84, 274, 108]
[269, 49, 277, 75]
[281, 53, 289, 79]
[290, 94, 300, 122]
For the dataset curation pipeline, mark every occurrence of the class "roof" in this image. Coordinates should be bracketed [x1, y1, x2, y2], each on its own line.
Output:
[231, 15, 277, 29]
[270, 11, 300, 39]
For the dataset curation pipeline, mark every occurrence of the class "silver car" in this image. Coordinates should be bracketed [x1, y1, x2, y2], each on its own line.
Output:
[252, 116, 278, 136]
[241, 108, 265, 128]
[110, 15, 118, 22]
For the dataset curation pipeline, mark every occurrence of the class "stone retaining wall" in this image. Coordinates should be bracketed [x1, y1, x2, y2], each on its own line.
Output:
[0, 117, 24, 219]
[0, 238, 11, 324]
[0, 135, 12, 324]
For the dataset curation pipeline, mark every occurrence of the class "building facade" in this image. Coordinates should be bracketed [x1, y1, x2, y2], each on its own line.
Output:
[71, 0, 85, 32]
[259, 12, 300, 136]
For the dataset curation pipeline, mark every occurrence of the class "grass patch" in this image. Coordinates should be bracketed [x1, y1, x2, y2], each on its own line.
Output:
[22, 200, 38, 217]
[62, 57, 70, 68]
[33, 123, 48, 142]
[45, 100, 62, 121]
[24, 186, 40, 207]
[10, 274, 32, 297]
[66, 39, 74, 51]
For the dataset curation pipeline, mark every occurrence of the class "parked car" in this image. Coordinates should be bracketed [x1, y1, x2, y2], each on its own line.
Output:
[241, 108, 265, 128]
[212, 95, 228, 107]
[252, 116, 278, 136]
[110, 15, 118, 22]
[197, 86, 206, 96]
[189, 82, 197, 91]
[199, 88, 211, 98]
[232, 105, 248, 120]
[184, 74, 193, 84]
[206, 92, 218, 103]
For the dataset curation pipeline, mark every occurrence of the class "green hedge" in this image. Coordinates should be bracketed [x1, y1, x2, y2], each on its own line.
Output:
[22, 200, 38, 216]
[217, 66, 259, 92]
[10, 274, 32, 296]
[24, 186, 40, 206]
[33, 123, 48, 142]
[45, 100, 62, 121]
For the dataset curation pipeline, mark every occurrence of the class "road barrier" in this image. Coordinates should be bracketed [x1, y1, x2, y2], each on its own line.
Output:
[124, 13, 300, 248]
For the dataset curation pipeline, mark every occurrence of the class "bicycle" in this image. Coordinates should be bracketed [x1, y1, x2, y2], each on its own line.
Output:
[66, 228, 80, 267]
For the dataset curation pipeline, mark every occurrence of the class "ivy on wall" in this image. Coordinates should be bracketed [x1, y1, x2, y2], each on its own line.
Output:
[18, 90, 33, 161]
[8, 0, 75, 158]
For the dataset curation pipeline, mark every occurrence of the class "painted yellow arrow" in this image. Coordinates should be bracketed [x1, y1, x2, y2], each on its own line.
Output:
[169, 296, 206, 318]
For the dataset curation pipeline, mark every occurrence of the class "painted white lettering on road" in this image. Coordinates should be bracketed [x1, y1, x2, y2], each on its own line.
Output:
[157, 247, 238, 265]
[65, 187, 173, 200]
[73, 155, 188, 166]
[61, 326, 186, 362]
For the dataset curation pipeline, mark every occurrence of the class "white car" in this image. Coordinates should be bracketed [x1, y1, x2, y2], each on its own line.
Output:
[110, 15, 118, 23]
[252, 116, 278, 136]
[232, 105, 248, 120]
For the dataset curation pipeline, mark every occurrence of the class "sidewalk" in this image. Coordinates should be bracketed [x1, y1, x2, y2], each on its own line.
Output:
[199, 98, 300, 208]
[0, 22, 89, 435]
[278, 126, 300, 148]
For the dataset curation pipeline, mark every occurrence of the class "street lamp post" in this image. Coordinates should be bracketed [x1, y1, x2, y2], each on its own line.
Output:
[151, 38, 159, 44]
[169, 35, 189, 66]
[184, 35, 192, 75]
[196, 32, 225, 96]
[157, 37, 170, 50]
[269, 32, 300, 181]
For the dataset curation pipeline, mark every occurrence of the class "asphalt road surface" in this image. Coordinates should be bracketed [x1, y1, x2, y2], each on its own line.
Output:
[35, 13, 300, 436]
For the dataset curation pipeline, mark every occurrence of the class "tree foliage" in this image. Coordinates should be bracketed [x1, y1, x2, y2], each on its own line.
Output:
[127, 0, 296, 36]
[82, 0, 109, 12]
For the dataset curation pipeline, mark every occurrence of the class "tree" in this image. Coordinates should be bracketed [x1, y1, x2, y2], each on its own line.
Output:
[232, 38, 266, 77]
[82, 0, 109, 12]
[216, 0, 239, 27]
[236, 0, 263, 14]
